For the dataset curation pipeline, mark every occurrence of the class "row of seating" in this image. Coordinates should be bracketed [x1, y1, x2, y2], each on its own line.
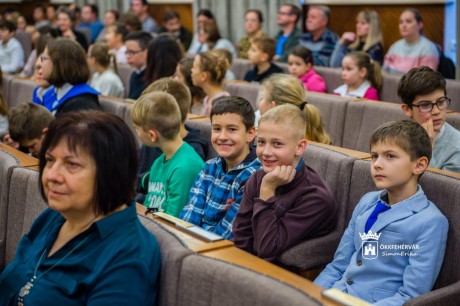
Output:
[224, 81, 460, 152]
[0, 147, 337, 306]
[2, 138, 460, 305]
[231, 58, 460, 111]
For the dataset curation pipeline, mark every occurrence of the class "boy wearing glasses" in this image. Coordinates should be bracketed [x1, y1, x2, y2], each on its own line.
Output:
[399, 66, 460, 173]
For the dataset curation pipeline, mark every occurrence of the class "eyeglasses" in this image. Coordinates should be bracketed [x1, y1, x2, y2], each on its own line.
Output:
[125, 49, 143, 56]
[411, 97, 451, 113]
[277, 11, 292, 16]
[40, 55, 50, 62]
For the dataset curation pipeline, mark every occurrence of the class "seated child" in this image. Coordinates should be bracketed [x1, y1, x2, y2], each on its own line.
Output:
[191, 50, 230, 116]
[88, 42, 125, 98]
[244, 37, 284, 83]
[180, 96, 261, 239]
[174, 57, 206, 115]
[399, 66, 460, 173]
[333, 51, 382, 100]
[8, 102, 54, 157]
[131, 92, 204, 217]
[136, 77, 209, 203]
[233, 104, 336, 263]
[315, 120, 448, 305]
[214, 48, 236, 80]
[288, 45, 326, 93]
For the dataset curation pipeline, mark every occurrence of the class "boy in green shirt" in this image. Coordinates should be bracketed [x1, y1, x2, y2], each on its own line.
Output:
[132, 91, 204, 216]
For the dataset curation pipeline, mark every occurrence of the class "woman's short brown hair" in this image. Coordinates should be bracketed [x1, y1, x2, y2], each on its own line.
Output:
[47, 38, 90, 87]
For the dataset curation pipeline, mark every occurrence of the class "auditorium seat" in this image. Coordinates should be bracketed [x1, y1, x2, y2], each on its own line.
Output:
[279, 143, 358, 271]
[7, 78, 36, 108]
[230, 58, 253, 81]
[307, 92, 350, 147]
[117, 64, 135, 98]
[341, 100, 407, 152]
[446, 113, 460, 131]
[4, 167, 47, 266]
[177, 253, 321, 306]
[380, 72, 401, 104]
[185, 119, 217, 160]
[14, 31, 32, 63]
[224, 81, 260, 110]
[0, 150, 19, 270]
[314, 66, 342, 94]
[2, 73, 15, 106]
[446, 80, 460, 112]
[138, 215, 193, 306]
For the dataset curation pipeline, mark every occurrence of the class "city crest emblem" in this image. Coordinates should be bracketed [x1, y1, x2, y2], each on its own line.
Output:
[359, 231, 381, 260]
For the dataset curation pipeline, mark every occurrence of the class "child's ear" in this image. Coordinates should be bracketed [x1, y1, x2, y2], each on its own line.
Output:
[261, 52, 269, 63]
[358, 67, 367, 80]
[295, 139, 307, 156]
[401, 104, 413, 119]
[246, 126, 256, 143]
[41, 127, 48, 135]
[413, 156, 429, 175]
[305, 62, 313, 71]
[148, 130, 158, 142]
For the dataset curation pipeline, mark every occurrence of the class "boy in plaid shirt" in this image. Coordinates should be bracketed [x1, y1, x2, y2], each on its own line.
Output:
[180, 96, 261, 239]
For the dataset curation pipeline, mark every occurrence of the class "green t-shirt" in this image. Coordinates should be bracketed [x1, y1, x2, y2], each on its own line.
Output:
[143, 142, 204, 217]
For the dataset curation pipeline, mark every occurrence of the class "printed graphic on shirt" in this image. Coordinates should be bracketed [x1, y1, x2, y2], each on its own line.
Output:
[145, 181, 166, 212]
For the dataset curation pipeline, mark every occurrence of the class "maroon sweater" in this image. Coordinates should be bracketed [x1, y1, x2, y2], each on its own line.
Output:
[233, 161, 337, 263]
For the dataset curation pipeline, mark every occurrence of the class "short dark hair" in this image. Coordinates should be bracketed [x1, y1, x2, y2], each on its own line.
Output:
[403, 7, 423, 23]
[47, 38, 90, 87]
[57, 6, 75, 23]
[397, 66, 446, 107]
[210, 96, 255, 130]
[123, 30, 152, 49]
[290, 45, 314, 65]
[197, 9, 214, 20]
[39, 111, 139, 215]
[370, 120, 432, 162]
[84, 4, 99, 17]
[283, 4, 301, 23]
[245, 9, 263, 23]
[8, 102, 54, 143]
[163, 10, 180, 23]
[0, 21, 16, 32]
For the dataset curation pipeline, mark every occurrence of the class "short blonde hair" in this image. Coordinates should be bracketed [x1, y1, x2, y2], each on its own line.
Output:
[131, 91, 181, 139]
[259, 104, 306, 140]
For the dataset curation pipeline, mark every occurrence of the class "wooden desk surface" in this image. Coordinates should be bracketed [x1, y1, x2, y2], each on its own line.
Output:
[136, 203, 233, 253]
[0, 143, 39, 168]
[201, 246, 340, 306]
[309, 141, 371, 160]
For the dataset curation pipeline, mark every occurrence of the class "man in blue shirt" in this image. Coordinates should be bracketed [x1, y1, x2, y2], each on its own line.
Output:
[273, 4, 301, 63]
[79, 4, 104, 44]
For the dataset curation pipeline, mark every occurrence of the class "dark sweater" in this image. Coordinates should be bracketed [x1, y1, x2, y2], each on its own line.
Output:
[135, 125, 209, 202]
[233, 160, 337, 263]
[128, 69, 148, 100]
[54, 93, 100, 116]
[244, 63, 284, 83]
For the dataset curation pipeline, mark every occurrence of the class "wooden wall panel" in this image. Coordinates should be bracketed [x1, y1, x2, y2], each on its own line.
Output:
[303, 4, 445, 53]
[149, 4, 194, 33]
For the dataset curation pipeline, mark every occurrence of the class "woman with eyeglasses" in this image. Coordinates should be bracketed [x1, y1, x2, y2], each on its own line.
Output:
[39, 38, 100, 116]
[383, 8, 439, 75]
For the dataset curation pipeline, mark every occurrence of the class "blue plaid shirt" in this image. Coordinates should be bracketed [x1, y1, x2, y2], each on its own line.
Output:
[180, 152, 261, 239]
[299, 28, 339, 66]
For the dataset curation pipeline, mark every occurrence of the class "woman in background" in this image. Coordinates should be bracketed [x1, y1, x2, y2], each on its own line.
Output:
[330, 10, 384, 67]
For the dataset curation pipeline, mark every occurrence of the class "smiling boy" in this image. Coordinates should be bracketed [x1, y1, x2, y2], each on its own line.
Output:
[233, 104, 336, 263]
[315, 120, 448, 305]
[180, 96, 261, 239]
[399, 66, 460, 173]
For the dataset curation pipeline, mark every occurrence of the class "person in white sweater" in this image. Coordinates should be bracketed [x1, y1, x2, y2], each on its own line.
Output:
[88, 42, 125, 98]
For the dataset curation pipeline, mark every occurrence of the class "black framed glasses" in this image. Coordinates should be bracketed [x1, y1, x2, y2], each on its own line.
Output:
[125, 49, 143, 56]
[411, 97, 451, 113]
